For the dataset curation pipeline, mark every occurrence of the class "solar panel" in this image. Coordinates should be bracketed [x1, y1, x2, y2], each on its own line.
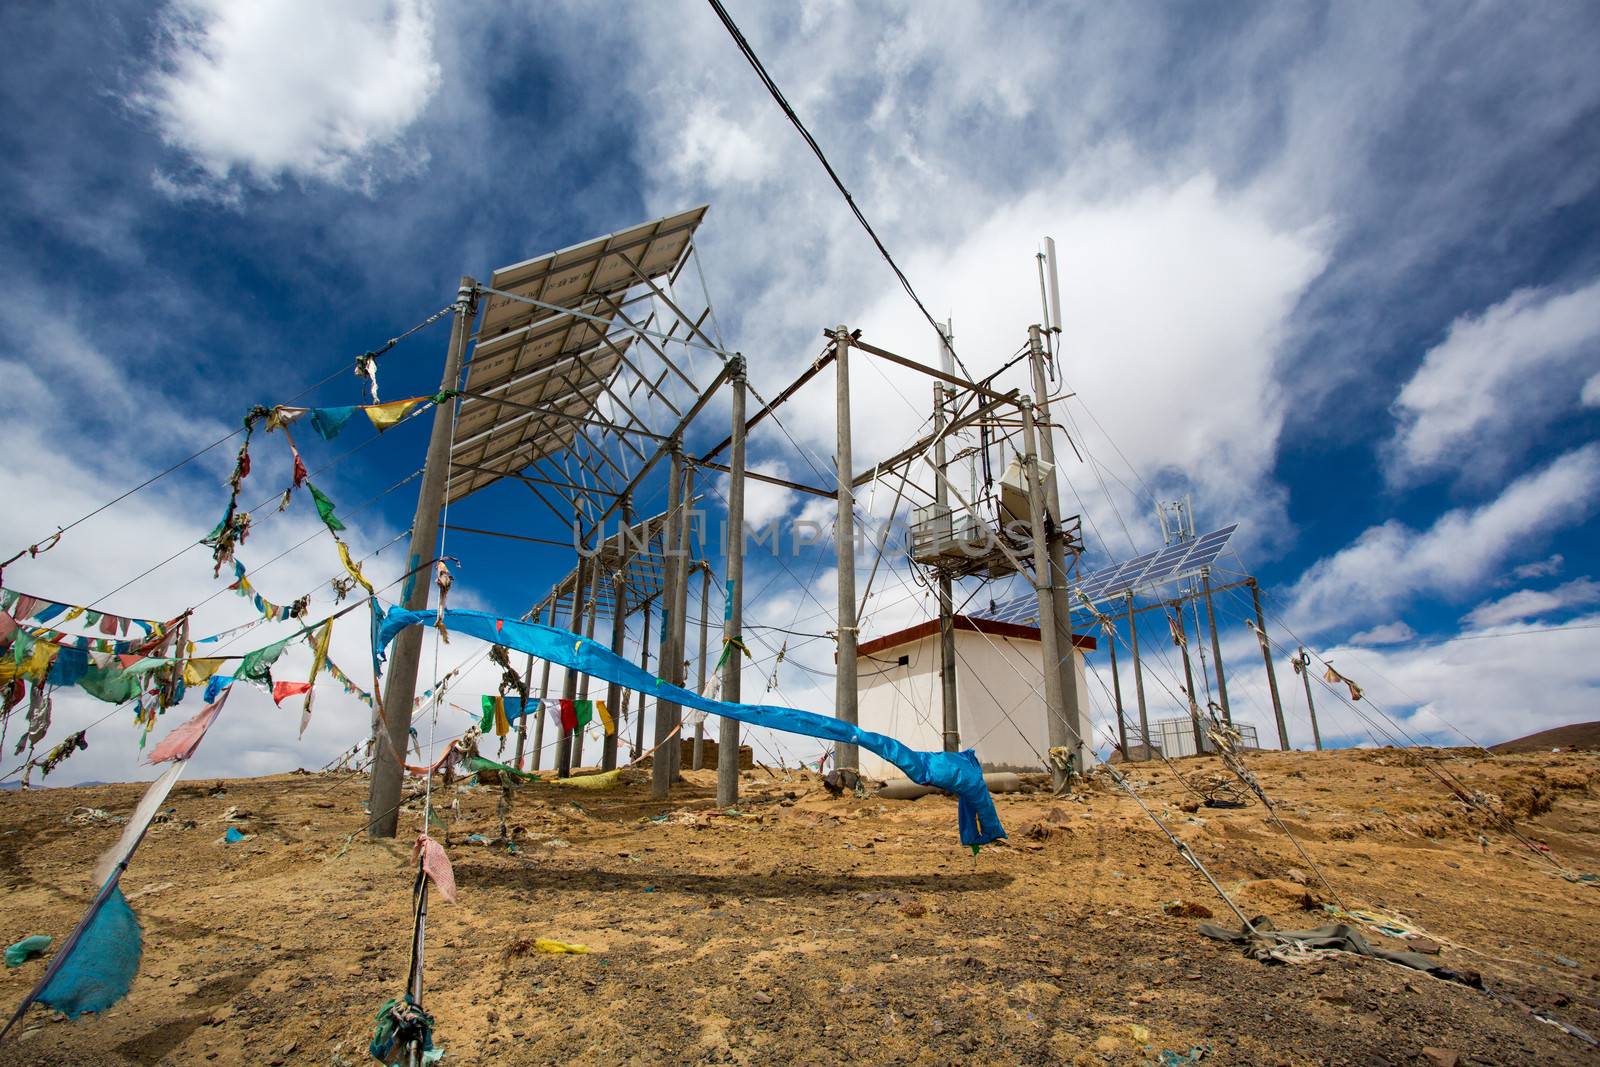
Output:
[973, 524, 1239, 623]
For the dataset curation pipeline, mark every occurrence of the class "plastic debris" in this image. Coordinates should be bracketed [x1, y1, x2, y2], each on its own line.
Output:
[4, 935, 51, 968]
[223, 826, 245, 844]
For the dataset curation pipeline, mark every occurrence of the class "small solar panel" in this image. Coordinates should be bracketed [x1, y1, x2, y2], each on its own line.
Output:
[973, 524, 1239, 622]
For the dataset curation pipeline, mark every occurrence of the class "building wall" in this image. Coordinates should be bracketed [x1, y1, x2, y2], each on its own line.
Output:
[855, 630, 1095, 779]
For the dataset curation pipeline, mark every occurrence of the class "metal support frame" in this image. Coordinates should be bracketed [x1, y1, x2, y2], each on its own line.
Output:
[1170, 603, 1206, 755]
[1201, 569, 1231, 725]
[1126, 592, 1152, 760]
[932, 380, 960, 752]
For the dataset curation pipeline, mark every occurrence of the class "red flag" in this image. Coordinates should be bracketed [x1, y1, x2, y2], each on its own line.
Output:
[413, 834, 457, 903]
[291, 446, 308, 488]
[271, 681, 312, 705]
[559, 698, 576, 733]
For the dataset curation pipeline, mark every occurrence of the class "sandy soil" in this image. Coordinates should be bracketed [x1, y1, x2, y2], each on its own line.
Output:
[0, 746, 1597, 1066]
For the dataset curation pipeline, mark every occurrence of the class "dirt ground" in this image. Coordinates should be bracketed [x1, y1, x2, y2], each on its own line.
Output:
[1, 746, 1597, 1066]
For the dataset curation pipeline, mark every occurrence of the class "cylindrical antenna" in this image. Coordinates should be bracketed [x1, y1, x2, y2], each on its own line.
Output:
[1044, 236, 1063, 334]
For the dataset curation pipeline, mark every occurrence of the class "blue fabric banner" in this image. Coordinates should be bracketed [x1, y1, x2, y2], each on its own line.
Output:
[378, 608, 1006, 846]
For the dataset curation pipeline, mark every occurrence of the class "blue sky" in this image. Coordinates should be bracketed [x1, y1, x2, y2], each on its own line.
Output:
[2, 0, 1598, 784]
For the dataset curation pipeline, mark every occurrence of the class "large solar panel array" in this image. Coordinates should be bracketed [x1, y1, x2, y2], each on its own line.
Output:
[975, 524, 1239, 626]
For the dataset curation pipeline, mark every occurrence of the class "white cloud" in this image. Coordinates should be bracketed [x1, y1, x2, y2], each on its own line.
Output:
[1511, 553, 1564, 581]
[1387, 277, 1600, 485]
[1348, 621, 1416, 645]
[1288, 443, 1600, 633]
[1462, 578, 1600, 629]
[1583, 371, 1600, 408]
[138, 0, 441, 191]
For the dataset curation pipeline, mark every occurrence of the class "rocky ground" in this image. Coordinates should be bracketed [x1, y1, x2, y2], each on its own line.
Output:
[0, 746, 1597, 1065]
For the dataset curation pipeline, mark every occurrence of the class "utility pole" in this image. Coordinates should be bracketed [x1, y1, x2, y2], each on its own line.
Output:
[557, 556, 590, 779]
[717, 357, 747, 807]
[1250, 579, 1289, 750]
[368, 277, 477, 839]
[1126, 592, 1151, 760]
[1171, 600, 1205, 755]
[1027, 323, 1084, 767]
[652, 446, 685, 799]
[1020, 398, 1076, 789]
[602, 500, 630, 772]
[932, 378, 959, 751]
[1297, 646, 1324, 751]
[692, 562, 710, 770]
[529, 599, 557, 771]
[1201, 570, 1231, 724]
[833, 326, 860, 771]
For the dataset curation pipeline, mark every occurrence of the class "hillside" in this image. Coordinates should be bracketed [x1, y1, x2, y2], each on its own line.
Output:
[1491, 721, 1600, 754]
[0, 747, 1597, 1065]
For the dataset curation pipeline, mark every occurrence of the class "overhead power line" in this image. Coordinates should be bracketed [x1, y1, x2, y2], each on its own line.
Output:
[704, 0, 972, 378]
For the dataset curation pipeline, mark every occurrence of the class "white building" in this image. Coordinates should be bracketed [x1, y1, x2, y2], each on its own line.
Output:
[854, 614, 1097, 778]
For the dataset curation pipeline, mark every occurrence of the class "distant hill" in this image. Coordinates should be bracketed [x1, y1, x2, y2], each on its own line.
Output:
[1490, 721, 1600, 753]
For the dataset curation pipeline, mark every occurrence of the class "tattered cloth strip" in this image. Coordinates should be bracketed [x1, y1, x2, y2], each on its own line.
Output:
[463, 755, 537, 782]
[1322, 662, 1364, 701]
[0, 734, 213, 1040]
[0, 589, 169, 640]
[229, 560, 309, 622]
[369, 995, 436, 1065]
[237, 632, 298, 687]
[413, 835, 456, 904]
[301, 620, 332, 736]
[336, 541, 375, 596]
[1197, 916, 1482, 985]
[33, 730, 87, 777]
[145, 687, 231, 765]
[378, 608, 1007, 847]
[324, 657, 374, 707]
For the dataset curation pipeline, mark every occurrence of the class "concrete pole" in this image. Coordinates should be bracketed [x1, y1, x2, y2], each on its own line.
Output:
[603, 503, 630, 772]
[1028, 324, 1083, 766]
[692, 563, 710, 770]
[368, 277, 476, 839]
[932, 381, 959, 751]
[530, 599, 556, 771]
[652, 446, 685, 800]
[833, 326, 860, 771]
[1020, 398, 1076, 789]
[717, 358, 747, 807]
[1107, 621, 1128, 758]
[1251, 580, 1289, 751]
[1171, 601, 1205, 755]
[572, 594, 598, 769]
[1127, 592, 1151, 760]
[634, 598, 652, 760]
[1201, 570, 1231, 725]
[1297, 646, 1324, 751]
[558, 557, 590, 778]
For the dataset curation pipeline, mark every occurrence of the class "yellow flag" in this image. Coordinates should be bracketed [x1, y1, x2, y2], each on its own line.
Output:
[595, 698, 615, 737]
[337, 540, 375, 595]
[493, 696, 510, 738]
[363, 398, 423, 432]
[302, 620, 333, 737]
[183, 657, 224, 687]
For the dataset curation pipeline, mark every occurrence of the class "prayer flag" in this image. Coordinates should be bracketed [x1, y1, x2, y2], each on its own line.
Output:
[559, 698, 576, 733]
[272, 681, 312, 705]
[308, 406, 357, 441]
[413, 835, 456, 904]
[337, 541, 375, 595]
[364, 398, 423, 432]
[595, 699, 615, 737]
[307, 482, 345, 532]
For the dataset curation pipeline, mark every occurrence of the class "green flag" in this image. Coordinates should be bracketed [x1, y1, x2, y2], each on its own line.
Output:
[307, 482, 345, 533]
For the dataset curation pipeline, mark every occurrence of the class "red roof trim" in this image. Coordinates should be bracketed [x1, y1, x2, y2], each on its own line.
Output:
[856, 614, 1096, 657]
